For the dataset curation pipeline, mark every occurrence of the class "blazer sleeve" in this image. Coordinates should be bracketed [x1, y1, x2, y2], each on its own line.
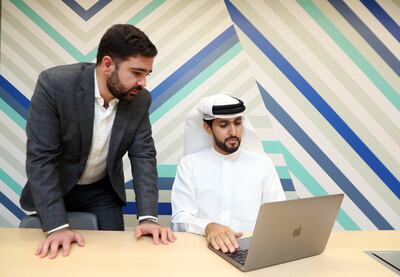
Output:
[128, 95, 158, 218]
[25, 71, 68, 232]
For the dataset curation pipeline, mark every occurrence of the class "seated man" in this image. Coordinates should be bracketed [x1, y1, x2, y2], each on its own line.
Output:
[171, 94, 285, 253]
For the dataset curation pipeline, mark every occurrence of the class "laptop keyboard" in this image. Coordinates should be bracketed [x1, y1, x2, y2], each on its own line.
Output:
[226, 249, 248, 266]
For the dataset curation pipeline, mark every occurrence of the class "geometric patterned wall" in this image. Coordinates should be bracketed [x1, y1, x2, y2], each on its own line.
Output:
[1, 0, 399, 230]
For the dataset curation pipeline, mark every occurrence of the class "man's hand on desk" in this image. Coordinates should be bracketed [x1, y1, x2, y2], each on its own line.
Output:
[135, 223, 177, 245]
[35, 228, 85, 259]
[205, 223, 243, 253]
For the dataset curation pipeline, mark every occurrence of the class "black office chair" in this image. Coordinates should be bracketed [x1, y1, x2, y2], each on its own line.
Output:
[19, 212, 98, 230]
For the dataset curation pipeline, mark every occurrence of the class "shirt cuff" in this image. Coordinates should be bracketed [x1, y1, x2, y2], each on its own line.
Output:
[138, 215, 158, 222]
[47, 224, 69, 234]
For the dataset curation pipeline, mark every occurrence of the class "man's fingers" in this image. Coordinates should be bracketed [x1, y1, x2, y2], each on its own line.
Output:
[210, 237, 220, 251]
[234, 231, 243, 239]
[74, 233, 85, 247]
[151, 228, 160, 245]
[221, 233, 236, 253]
[167, 229, 176, 242]
[226, 232, 239, 250]
[62, 240, 71, 257]
[48, 240, 60, 259]
[215, 235, 228, 253]
[39, 240, 51, 258]
[135, 227, 142, 238]
[160, 229, 168, 245]
[35, 241, 44, 256]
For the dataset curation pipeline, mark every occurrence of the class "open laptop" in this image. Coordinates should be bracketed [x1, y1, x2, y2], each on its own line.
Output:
[208, 194, 344, 272]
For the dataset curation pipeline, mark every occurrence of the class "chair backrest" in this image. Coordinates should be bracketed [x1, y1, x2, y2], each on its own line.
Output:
[19, 212, 98, 230]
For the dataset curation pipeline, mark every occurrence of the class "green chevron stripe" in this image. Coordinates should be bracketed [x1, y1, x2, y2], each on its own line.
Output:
[157, 164, 177, 178]
[11, 0, 165, 61]
[0, 169, 23, 196]
[0, 98, 26, 130]
[150, 43, 242, 124]
[297, 0, 400, 110]
[264, 140, 360, 230]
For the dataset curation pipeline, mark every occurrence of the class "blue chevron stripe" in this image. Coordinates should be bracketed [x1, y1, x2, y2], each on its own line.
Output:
[125, 177, 294, 192]
[361, 0, 400, 42]
[0, 75, 30, 109]
[149, 26, 239, 113]
[225, 0, 400, 199]
[0, 76, 29, 120]
[0, 191, 26, 220]
[123, 202, 171, 215]
[329, 0, 399, 75]
[258, 82, 393, 230]
[62, 0, 111, 21]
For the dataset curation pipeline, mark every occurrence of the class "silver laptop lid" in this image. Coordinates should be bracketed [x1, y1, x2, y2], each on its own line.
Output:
[243, 194, 344, 271]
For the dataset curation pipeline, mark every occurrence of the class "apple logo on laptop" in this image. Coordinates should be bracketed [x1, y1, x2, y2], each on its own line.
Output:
[292, 226, 302, 237]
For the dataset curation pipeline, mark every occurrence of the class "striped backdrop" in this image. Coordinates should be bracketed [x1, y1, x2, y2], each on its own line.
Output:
[0, 0, 398, 230]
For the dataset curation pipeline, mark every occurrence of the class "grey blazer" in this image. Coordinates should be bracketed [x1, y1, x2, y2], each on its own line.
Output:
[20, 63, 158, 231]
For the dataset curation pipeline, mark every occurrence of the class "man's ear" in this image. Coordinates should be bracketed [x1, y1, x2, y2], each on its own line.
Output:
[203, 122, 213, 135]
[101, 55, 115, 76]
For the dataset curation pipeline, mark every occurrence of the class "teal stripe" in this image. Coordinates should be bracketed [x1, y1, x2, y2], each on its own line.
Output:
[150, 43, 242, 123]
[11, 0, 165, 61]
[297, 0, 400, 110]
[0, 98, 26, 129]
[276, 166, 291, 179]
[264, 140, 360, 230]
[0, 169, 23, 196]
[127, 0, 165, 25]
[157, 164, 177, 178]
[0, 213, 13, 227]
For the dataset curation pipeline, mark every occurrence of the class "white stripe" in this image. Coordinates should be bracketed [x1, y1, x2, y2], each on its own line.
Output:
[0, 204, 20, 227]
[283, 0, 400, 120]
[255, 68, 400, 228]
[0, 180, 21, 206]
[0, 156, 27, 186]
[345, 0, 400, 57]
[126, 189, 171, 203]
[247, 0, 400, 169]
[3, 1, 74, 64]
[0, 110, 27, 140]
[0, 133, 25, 163]
[149, 9, 231, 89]
[376, 0, 400, 26]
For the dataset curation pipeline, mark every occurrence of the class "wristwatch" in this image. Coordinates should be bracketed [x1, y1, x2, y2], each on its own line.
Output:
[138, 217, 159, 225]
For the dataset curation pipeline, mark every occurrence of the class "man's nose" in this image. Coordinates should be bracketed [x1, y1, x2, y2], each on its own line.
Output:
[228, 124, 237, 136]
[137, 78, 146, 87]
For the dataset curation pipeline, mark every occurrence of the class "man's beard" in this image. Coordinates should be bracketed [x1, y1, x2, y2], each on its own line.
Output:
[106, 69, 142, 102]
[214, 135, 241, 154]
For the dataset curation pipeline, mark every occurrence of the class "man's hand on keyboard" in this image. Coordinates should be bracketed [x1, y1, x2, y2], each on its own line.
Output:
[205, 222, 243, 253]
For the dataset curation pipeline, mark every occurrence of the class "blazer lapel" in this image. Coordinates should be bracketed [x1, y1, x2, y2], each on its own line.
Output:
[107, 100, 130, 163]
[76, 64, 95, 168]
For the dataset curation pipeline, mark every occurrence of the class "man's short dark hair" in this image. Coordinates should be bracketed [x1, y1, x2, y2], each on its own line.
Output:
[96, 24, 158, 65]
[203, 119, 214, 128]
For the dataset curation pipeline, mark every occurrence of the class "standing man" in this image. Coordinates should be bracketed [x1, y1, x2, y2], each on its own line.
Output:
[20, 24, 175, 259]
[171, 94, 285, 253]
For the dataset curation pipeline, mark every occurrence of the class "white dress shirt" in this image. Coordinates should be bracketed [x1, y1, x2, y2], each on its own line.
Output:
[171, 147, 286, 235]
[78, 72, 119, 184]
